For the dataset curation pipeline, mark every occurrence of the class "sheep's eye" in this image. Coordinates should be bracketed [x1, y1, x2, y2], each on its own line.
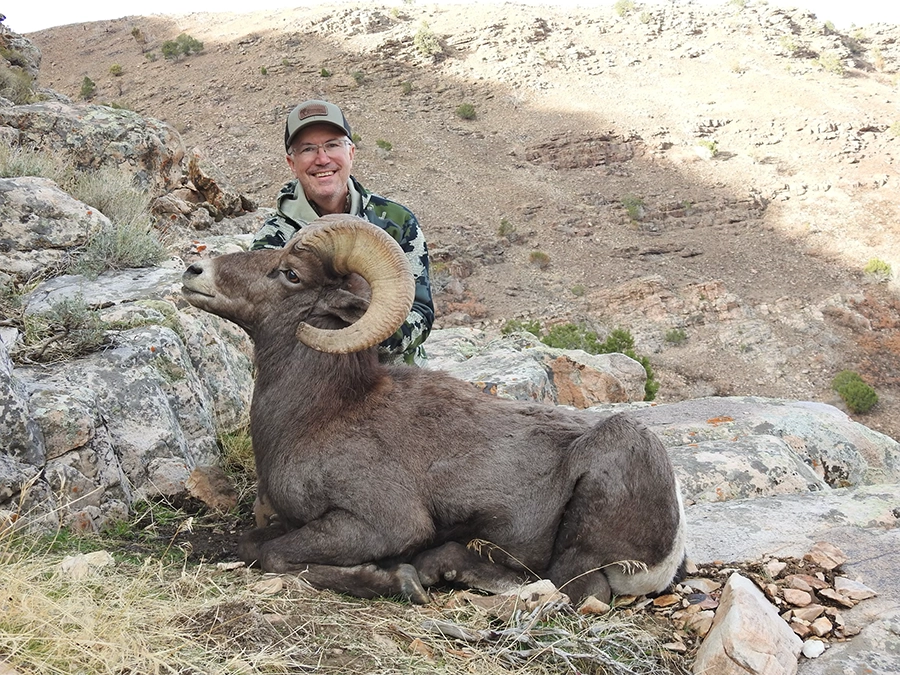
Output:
[283, 269, 301, 284]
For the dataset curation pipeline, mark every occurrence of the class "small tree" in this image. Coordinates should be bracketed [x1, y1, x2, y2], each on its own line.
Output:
[80, 76, 96, 100]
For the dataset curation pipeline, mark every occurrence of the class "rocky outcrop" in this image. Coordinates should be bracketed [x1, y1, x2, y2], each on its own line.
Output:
[0, 102, 185, 192]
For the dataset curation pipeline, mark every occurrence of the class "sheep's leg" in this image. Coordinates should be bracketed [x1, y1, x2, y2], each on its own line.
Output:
[412, 542, 531, 594]
[238, 526, 429, 603]
[292, 562, 430, 604]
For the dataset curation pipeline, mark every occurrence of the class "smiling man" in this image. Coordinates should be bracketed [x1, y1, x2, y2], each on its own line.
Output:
[251, 100, 434, 365]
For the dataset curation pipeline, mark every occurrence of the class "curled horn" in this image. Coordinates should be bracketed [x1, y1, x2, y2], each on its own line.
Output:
[294, 214, 415, 353]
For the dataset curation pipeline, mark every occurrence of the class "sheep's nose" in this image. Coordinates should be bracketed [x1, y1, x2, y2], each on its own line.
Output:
[183, 262, 204, 280]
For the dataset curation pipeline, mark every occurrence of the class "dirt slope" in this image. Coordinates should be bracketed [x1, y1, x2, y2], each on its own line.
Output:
[26, 1, 900, 440]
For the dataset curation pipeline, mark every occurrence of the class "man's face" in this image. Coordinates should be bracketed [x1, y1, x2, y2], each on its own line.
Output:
[286, 123, 355, 212]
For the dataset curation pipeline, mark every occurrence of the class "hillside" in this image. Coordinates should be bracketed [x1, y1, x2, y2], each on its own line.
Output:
[26, 0, 900, 440]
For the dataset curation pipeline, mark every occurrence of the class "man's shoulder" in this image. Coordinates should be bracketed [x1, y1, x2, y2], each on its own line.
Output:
[362, 190, 417, 224]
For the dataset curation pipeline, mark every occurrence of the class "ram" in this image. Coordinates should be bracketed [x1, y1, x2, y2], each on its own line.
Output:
[182, 215, 686, 604]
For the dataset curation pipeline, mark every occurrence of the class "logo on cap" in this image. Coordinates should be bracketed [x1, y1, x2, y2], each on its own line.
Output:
[298, 104, 328, 119]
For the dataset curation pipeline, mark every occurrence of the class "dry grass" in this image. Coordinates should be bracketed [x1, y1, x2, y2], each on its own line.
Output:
[0, 512, 689, 675]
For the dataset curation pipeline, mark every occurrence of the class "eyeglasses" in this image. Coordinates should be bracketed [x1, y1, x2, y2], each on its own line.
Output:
[291, 139, 352, 158]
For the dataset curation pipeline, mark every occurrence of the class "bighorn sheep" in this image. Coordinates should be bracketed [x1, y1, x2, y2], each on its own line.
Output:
[182, 215, 686, 604]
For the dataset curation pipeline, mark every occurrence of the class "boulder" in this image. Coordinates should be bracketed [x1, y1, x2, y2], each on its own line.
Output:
[0, 101, 184, 192]
[692, 573, 802, 675]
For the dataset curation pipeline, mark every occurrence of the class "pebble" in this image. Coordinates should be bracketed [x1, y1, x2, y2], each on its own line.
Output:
[802, 639, 826, 658]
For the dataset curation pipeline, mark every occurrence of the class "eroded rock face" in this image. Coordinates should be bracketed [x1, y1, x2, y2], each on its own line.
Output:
[0, 101, 185, 192]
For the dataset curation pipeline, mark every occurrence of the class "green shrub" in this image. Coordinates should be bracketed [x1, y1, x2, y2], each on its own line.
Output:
[352, 70, 365, 85]
[498, 218, 516, 237]
[621, 194, 645, 221]
[863, 258, 892, 279]
[697, 139, 719, 157]
[529, 250, 550, 269]
[145, 52, 158, 62]
[816, 52, 845, 76]
[68, 167, 165, 277]
[260, 66, 268, 76]
[80, 76, 96, 100]
[614, 0, 636, 17]
[570, 284, 586, 297]
[130, 26, 146, 43]
[0, 46, 29, 69]
[351, 132, 362, 144]
[500, 319, 542, 337]
[456, 103, 476, 120]
[109, 64, 123, 77]
[665, 328, 688, 345]
[161, 33, 203, 60]
[401, 80, 413, 95]
[832, 370, 878, 413]
[375, 139, 392, 151]
[414, 22, 442, 57]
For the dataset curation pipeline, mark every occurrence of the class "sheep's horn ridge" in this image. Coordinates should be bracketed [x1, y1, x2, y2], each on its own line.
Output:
[294, 214, 415, 353]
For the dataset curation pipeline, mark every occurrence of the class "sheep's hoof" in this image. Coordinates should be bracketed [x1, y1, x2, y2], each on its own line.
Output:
[397, 564, 430, 605]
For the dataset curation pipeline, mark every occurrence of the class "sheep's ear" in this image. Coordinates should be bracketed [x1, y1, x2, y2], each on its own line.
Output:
[326, 287, 370, 325]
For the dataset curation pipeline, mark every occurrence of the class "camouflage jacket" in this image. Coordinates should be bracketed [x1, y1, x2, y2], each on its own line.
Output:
[251, 176, 434, 365]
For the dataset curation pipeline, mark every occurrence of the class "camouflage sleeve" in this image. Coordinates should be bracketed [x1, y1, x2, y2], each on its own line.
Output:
[366, 202, 435, 365]
[250, 212, 300, 250]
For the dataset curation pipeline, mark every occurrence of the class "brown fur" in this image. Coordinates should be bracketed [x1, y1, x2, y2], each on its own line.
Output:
[182, 239, 686, 603]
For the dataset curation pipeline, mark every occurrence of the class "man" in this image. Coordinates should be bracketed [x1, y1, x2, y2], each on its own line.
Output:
[252, 99, 434, 365]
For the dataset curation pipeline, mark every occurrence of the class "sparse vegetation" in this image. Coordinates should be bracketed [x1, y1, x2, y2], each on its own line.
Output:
[0, 143, 74, 185]
[352, 70, 365, 85]
[161, 33, 204, 60]
[68, 167, 165, 277]
[260, 66, 268, 76]
[375, 139, 393, 151]
[414, 21, 443, 57]
[351, 132, 362, 145]
[863, 258, 892, 280]
[614, 0, 636, 18]
[130, 26, 146, 44]
[79, 76, 96, 100]
[401, 80, 413, 95]
[497, 218, 516, 238]
[455, 103, 476, 120]
[19, 296, 108, 363]
[109, 64, 123, 77]
[320, 67, 331, 77]
[621, 194, 646, 221]
[816, 51, 845, 76]
[571, 284, 586, 297]
[0, 64, 33, 104]
[779, 35, 801, 56]
[697, 139, 719, 157]
[0, 46, 29, 69]
[832, 370, 878, 414]
[665, 328, 688, 346]
[529, 250, 551, 269]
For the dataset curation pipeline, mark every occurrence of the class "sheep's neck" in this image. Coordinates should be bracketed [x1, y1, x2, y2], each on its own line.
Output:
[252, 336, 382, 430]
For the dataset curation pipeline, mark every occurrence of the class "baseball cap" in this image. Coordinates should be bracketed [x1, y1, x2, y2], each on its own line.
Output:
[284, 100, 352, 151]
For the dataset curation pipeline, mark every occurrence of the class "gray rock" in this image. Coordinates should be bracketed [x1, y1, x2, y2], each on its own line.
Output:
[0, 176, 111, 254]
[0, 101, 184, 192]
